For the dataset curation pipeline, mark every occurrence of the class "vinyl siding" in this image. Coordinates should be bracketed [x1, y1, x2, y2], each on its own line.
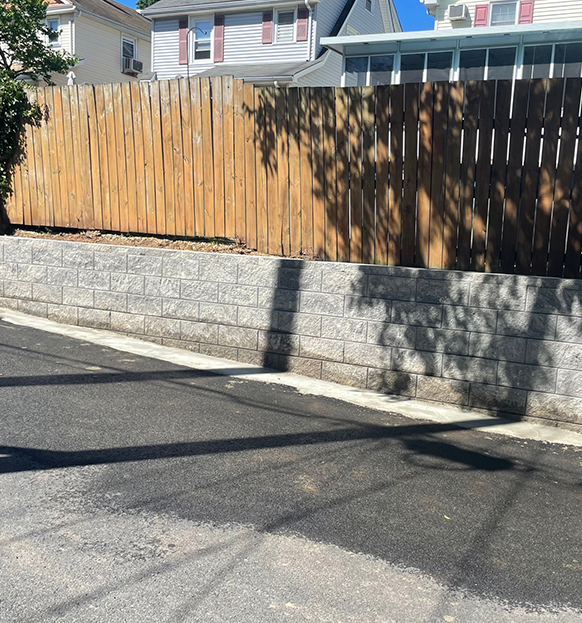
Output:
[435, 0, 582, 30]
[339, 0, 387, 37]
[315, 0, 350, 54]
[46, 12, 74, 54]
[295, 49, 344, 86]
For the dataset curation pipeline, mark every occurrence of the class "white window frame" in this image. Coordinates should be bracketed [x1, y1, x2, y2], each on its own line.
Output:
[46, 16, 61, 48]
[275, 8, 297, 45]
[489, 1, 518, 27]
[122, 35, 137, 60]
[365, 0, 373, 14]
[188, 15, 214, 64]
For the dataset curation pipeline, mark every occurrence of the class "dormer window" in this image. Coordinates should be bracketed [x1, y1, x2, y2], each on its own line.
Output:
[490, 1, 517, 26]
[276, 10, 295, 43]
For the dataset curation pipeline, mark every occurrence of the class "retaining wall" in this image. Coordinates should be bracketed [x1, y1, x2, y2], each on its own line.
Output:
[1, 236, 582, 430]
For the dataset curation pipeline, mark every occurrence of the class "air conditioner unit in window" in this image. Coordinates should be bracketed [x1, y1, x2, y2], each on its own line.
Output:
[448, 4, 469, 21]
[420, 0, 440, 9]
[122, 57, 143, 75]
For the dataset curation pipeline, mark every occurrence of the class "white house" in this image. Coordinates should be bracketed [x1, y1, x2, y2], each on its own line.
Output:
[320, 0, 582, 85]
[46, 0, 152, 85]
[141, 0, 401, 86]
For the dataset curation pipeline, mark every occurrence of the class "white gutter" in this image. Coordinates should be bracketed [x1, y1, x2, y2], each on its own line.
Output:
[143, 0, 319, 18]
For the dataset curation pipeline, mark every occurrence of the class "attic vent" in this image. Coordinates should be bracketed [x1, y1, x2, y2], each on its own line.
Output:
[449, 4, 469, 21]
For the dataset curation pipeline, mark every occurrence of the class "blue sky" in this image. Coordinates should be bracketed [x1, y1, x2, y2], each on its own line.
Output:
[119, 0, 435, 32]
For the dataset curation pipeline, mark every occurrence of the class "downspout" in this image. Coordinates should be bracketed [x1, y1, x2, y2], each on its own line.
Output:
[305, 0, 316, 61]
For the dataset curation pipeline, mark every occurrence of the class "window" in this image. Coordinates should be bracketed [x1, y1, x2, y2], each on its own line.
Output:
[400, 54, 425, 84]
[523, 45, 552, 79]
[276, 10, 295, 43]
[365, 0, 372, 13]
[369, 55, 394, 85]
[487, 47, 516, 80]
[47, 17, 60, 47]
[459, 49, 487, 81]
[490, 1, 517, 26]
[427, 52, 453, 82]
[345, 57, 368, 87]
[192, 20, 212, 60]
[122, 37, 136, 59]
[554, 43, 582, 78]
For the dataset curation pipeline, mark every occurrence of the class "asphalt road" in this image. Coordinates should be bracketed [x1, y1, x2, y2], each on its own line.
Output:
[1, 318, 582, 623]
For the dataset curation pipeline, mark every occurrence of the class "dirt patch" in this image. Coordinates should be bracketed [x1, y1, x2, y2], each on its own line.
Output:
[7, 228, 320, 260]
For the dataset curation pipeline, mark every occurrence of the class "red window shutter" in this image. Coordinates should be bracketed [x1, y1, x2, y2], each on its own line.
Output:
[297, 8, 309, 42]
[518, 0, 534, 23]
[179, 18, 188, 65]
[262, 11, 273, 44]
[214, 15, 224, 62]
[474, 4, 489, 27]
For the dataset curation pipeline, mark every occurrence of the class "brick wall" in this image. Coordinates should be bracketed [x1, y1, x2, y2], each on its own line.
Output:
[1, 237, 582, 430]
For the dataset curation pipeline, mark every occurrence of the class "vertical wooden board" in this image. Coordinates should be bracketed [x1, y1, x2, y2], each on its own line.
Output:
[548, 78, 582, 277]
[255, 87, 268, 252]
[532, 78, 564, 276]
[265, 87, 279, 254]
[428, 81, 449, 270]
[22, 122, 35, 226]
[200, 78, 214, 238]
[140, 82, 156, 235]
[159, 80, 176, 236]
[287, 87, 301, 256]
[120, 83, 137, 233]
[179, 78, 195, 238]
[299, 88, 313, 255]
[35, 89, 54, 227]
[243, 83, 257, 248]
[78, 85, 95, 230]
[565, 120, 582, 279]
[169, 79, 185, 237]
[335, 88, 350, 262]
[150, 81, 166, 235]
[27, 92, 45, 226]
[501, 80, 530, 274]
[10, 155, 24, 226]
[131, 81, 147, 234]
[222, 75, 236, 239]
[349, 87, 363, 264]
[457, 81, 480, 271]
[103, 83, 120, 231]
[416, 82, 433, 269]
[516, 78, 547, 274]
[276, 88, 290, 256]
[85, 85, 103, 230]
[485, 80, 512, 273]
[376, 86, 390, 266]
[233, 79, 247, 243]
[68, 86, 87, 228]
[472, 81, 495, 272]
[322, 87, 338, 262]
[190, 78, 206, 238]
[51, 88, 68, 228]
[211, 76, 225, 238]
[361, 86, 375, 265]
[311, 87, 325, 258]
[402, 83, 419, 267]
[389, 84, 404, 266]
[94, 85, 111, 231]
[112, 83, 129, 232]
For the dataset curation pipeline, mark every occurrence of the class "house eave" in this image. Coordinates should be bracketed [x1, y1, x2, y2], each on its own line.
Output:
[142, 0, 319, 19]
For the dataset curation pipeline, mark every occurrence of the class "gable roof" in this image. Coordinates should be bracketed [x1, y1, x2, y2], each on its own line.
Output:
[48, 0, 151, 35]
[142, 0, 303, 15]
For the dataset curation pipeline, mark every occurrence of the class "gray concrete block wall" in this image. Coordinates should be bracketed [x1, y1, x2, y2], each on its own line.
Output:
[2, 236, 582, 430]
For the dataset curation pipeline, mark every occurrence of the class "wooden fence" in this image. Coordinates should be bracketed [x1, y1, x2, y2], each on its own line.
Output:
[6, 76, 582, 277]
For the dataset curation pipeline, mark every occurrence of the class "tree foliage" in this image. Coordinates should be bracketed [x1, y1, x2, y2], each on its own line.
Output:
[136, 0, 158, 10]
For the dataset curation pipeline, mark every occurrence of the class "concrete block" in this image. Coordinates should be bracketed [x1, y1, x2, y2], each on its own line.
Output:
[367, 275, 417, 301]
[237, 258, 279, 287]
[238, 306, 275, 331]
[111, 273, 145, 295]
[497, 362, 557, 392]
[32, 283, 62, 304]
[367, 322, 416, 348]
[469, 384, 527, 415]
[416, 279, 470, 306]
[219, 326, 258, 350]
[300, 291, 344, 316]
[321, 316, 367, 342]
[0, 297, 19, 310]
[145, 316, 181, 339]
[180, 280, 219, 302]
[468, 334, 526, 362]
[344, 342, 391, 368]
[392, 348, 442, 376]
[442, 355, 497, 384]
[278, 356, 322, 378]
[4, 240, 32, 264]
[496, 311, 557, 339]
[198, 254, 238, 283]
[18, 264, 47, 282]
[199, 302, 238, 326]
[32, 242, 62, 266]
[80, 308, 111, 330]
[279, 265, 322, 292]
[416, 376, 470, 405]
[62, 246, 93, 270]
[258, 331, 300, 356]
[127, 254, 163, 276]
[321, 264, 365, 295]
[63, 287, 94, 308]
[161, 339, 200, 353]
[94, 251, 127, 273]
[199, 343, 238, 360]
[0, 263, 18, 280]
[181, 320, 218, 344]
[258, 288, 301, 312]
[367, 369, 417, 397]
[526, 392, 582, 424]
[144, 277, 180, 299]
[416, 328, 469, 355]
[94, 291, 128, 312]
[18, 300, 47, 317]
[442, 306, 497, 334]
[127, 295, 162, 317]
[237, 349, 279, 369]
[163, 299, 199, 322]
[344, 296, 391, 321]
[556, 369, 582, 398]
[47, 304, 78, 325]
[526, 286, 582, 315]
[277, 312, 321, 337]
[111, 311, 143, 334]
[555, 316, 582, 343]
[525, 341, 582, 370]
[300, 336, 344, 362]
[162, 255, 199, 279]
[469, 281, 527, 310]
[392, 302, 442, 327]
[322, 361, 367, 388]
[46, 267, 78, 287]
[78, 270, 110, 291]
[4, 281, 32, 300]
[219, 283, 258, 307]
